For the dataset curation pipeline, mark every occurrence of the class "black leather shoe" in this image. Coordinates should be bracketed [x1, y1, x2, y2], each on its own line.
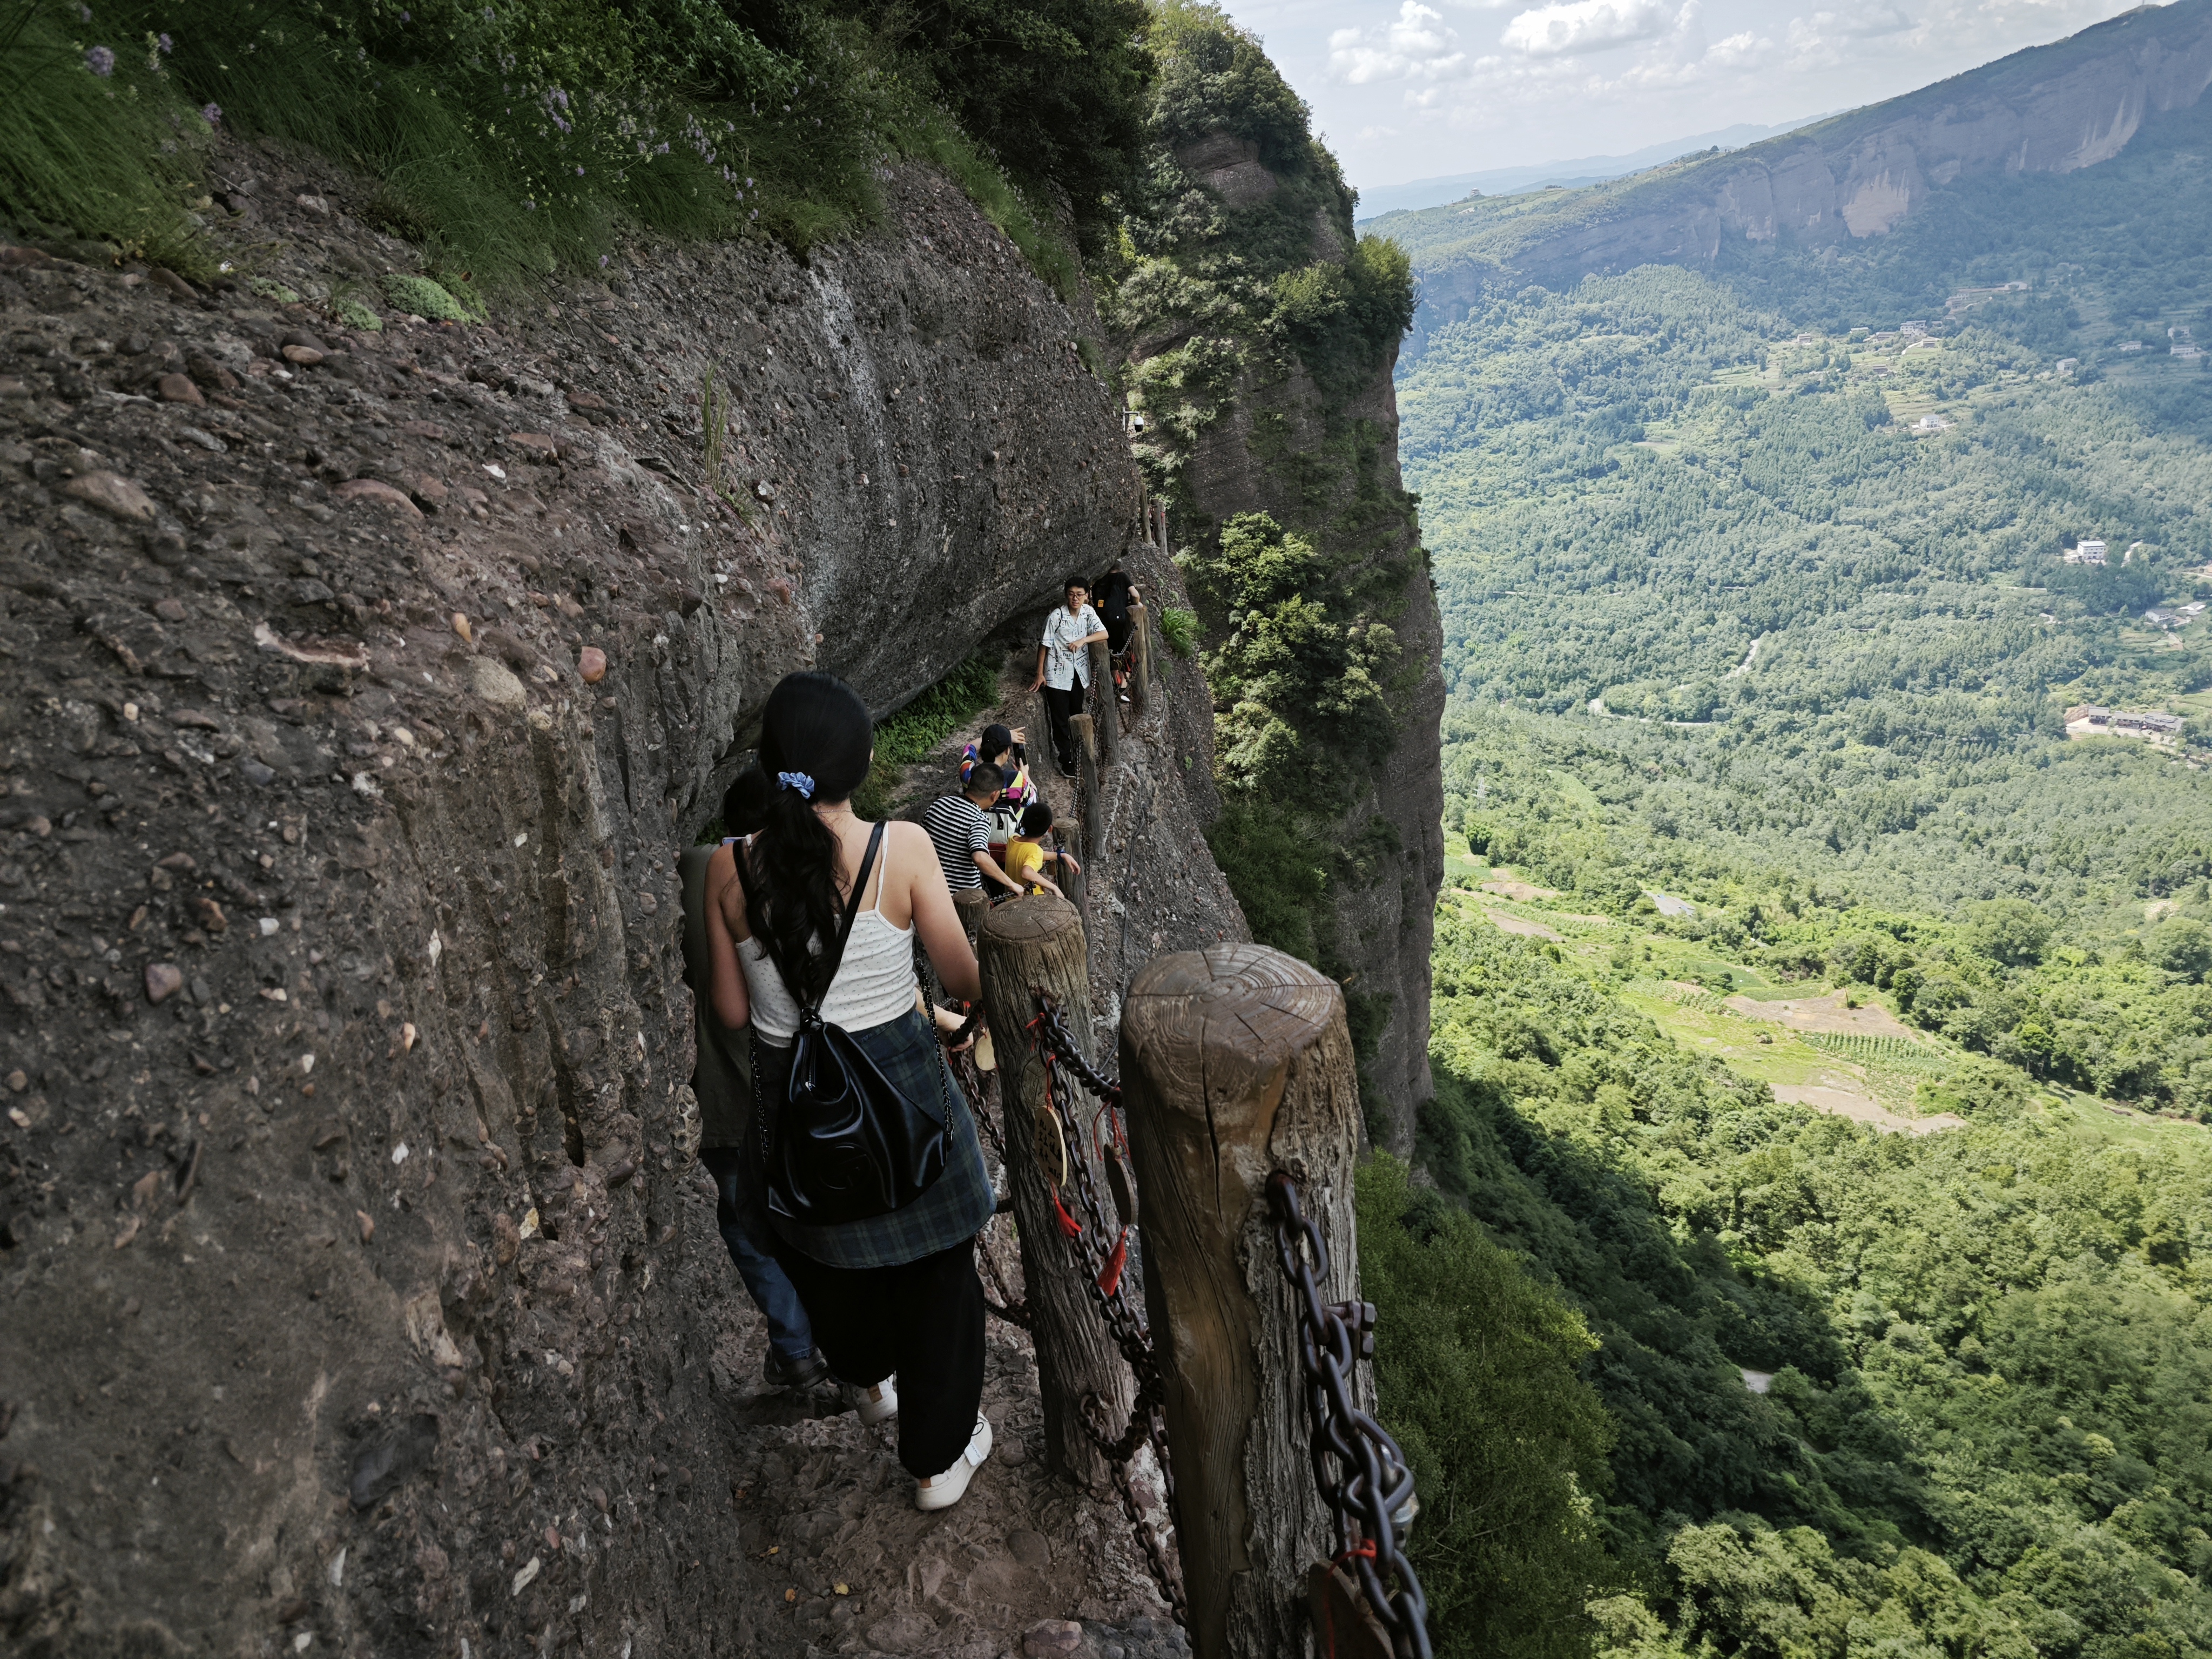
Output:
[764, 1346, 831, 1391]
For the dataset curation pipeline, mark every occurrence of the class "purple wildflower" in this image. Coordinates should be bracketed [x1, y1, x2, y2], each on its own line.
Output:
[655, 141, 668, 154]
[200, 102, 221, 125]
[575, 165, 584, 176]
[400, 8, 409, 17]
[157, 32, 172, 51]
[598, 254, 608, 268]
[75, 2, 90, 19]
[85, 44, 114, 75]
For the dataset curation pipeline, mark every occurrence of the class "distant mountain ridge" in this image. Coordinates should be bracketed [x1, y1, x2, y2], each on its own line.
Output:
[1352, 117, 1833, 219]
[1378, 0, 2212, 355]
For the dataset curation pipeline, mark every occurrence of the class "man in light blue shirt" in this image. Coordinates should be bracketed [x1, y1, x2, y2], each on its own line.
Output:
[1029, 576, 1107, 777]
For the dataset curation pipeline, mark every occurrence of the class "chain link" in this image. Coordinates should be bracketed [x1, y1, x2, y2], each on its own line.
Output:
[1028, 993, 1187, 1627]
[1267, 1174, 1433, 1659]
[952, 1046, 1030, 1330]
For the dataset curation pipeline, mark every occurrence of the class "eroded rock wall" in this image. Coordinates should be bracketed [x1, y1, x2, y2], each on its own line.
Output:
[1173, 344, 1444, 1140]
[0, 148, 1214, 1657]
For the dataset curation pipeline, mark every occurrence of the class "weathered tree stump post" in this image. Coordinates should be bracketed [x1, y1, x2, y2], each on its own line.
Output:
[978, 898, 1132, 1489]
[1087, 639, 1118, 766]
[1058, 835, 1088, 914]
[953, 884, 988, 950]
[1128, 603, 1152, 713]
[1120, 945, 1364, 1659]
[1070, 713, 1104, 878]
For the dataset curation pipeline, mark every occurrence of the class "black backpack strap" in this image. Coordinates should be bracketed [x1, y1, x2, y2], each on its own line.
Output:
[732, 824, 884, 1016]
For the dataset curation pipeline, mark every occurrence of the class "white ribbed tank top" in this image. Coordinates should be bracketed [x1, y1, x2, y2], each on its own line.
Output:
[736, 835, 915, 1043]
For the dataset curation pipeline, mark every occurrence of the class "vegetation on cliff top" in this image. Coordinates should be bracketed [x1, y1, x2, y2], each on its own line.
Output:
[0, 0, 1153, 295]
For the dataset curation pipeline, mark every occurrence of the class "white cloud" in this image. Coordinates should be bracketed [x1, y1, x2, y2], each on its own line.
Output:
[1500, 0, 1675, 57]
[1707, 29, 1771, 68]
[1328, 1, 1473, 82]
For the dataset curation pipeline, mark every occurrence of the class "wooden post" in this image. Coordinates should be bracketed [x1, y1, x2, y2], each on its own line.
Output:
[977, 898, 1132, 1491]
[1056, 833, 1088, 915]
[953, 884, 988, 951]
[1070, 713, 1103, 878]
[1087, 639, 1117, 767]
[1119, 945, 1364, 1659]
[1128, 603, 1152, 713]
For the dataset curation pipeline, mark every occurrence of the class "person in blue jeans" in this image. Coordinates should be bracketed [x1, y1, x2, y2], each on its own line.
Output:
[680, 765, 828, 1390]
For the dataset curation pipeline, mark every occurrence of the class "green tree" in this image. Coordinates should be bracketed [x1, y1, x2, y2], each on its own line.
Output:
[2147, 916, 2212, 981]
[1360, 1155, 1621, 1658]
[1960, 898, 2055, 967]
[847, 0, 1154, 227]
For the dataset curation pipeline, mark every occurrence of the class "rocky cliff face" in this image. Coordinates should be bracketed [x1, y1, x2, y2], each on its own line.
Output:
[1397, 0, 2212, 353]
[0, 143, 1230, 1657]
[1167, 336, 1444, 1136]
[1109, 105, 1446, 1146]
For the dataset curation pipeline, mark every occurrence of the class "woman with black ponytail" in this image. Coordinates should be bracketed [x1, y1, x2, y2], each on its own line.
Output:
[703, 672, 999, 1511]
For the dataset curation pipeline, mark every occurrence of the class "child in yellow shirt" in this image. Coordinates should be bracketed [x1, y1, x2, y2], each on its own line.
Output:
[1004, 802, 1067, 899]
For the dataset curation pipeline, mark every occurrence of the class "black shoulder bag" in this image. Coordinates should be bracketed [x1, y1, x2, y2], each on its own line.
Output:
[736, 823, 948, 1226]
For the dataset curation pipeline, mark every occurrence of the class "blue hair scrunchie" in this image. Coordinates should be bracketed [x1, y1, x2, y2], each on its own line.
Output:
[777, 770, 815, 800]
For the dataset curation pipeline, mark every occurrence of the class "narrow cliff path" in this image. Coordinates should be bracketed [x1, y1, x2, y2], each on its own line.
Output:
[680, 1170, 1185, 1659]
[874, 636, 1248, 1043]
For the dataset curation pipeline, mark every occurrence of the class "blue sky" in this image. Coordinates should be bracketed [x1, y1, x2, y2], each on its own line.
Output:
[1213, 0, 2161, 188]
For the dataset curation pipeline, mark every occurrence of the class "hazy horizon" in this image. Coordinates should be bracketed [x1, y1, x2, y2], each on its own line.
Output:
[1212, 0, 2172, 191]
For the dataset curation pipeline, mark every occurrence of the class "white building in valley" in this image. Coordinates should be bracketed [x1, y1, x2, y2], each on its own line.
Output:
[2065, 539, 2109, 565]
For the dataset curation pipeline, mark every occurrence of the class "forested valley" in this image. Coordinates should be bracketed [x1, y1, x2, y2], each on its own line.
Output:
[1356, 55, 2212, 1659]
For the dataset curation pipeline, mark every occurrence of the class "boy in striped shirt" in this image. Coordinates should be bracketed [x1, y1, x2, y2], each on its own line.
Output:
[923, 766, 1023, 898]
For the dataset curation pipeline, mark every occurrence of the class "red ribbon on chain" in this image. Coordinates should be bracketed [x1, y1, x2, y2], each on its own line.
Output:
[1050, 1186, 1082, 1238]
[1097, 1227, 1128, 1296]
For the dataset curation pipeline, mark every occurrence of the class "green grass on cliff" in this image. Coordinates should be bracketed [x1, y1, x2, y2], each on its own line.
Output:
[0, 0, 1148, 296]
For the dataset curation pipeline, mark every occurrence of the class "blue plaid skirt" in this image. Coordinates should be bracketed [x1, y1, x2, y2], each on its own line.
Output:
[752, 1007, 996, 1270]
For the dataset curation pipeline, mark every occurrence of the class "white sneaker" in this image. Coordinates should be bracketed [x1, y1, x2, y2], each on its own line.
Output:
[845, 1378, 898, 1426]
[915, 1414, 993, 1512]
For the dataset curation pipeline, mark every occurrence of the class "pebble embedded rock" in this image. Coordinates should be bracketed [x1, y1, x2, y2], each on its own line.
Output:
[578, 645, 606, 683]
[332, 477, 421, 517]
[1024, 1620, 1083, 1656]
[157, 372, 204, 406]
[60, 470, 157, 521]
[469, 655, 527, 710]
[144, 962, 184, 1003]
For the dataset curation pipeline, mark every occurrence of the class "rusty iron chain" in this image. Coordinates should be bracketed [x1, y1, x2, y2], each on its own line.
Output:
[1267, 1174, 1433, 1659]
[1028, 992, 1186, 1627]
[953, 1046, 1031, 1330]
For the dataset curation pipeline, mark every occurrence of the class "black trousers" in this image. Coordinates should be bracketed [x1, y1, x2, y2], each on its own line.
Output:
[1043, 678, 1086, 772]
[770, 1236, 986, 1479]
